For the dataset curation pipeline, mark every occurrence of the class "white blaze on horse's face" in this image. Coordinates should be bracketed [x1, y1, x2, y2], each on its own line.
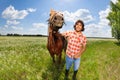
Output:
[49, 11, 64, 28]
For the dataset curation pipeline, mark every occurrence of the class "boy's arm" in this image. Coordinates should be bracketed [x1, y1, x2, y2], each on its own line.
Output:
[61, 31, 70, 40]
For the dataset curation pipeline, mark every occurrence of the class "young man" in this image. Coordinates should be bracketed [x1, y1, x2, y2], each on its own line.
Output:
[62, 20, 87, 80]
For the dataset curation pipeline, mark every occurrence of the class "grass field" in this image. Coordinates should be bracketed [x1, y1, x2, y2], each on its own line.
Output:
[0, 36, 120, 80]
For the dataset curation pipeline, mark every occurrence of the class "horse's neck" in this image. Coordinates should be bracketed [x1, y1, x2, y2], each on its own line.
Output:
[47, 25, 63, 48]
[48, 25, 59, 34]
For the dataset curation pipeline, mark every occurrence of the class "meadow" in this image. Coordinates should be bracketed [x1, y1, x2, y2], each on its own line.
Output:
[0, 36, 120, 80]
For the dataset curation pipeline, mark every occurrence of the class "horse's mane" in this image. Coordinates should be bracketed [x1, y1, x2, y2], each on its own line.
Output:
[49, 9, 56, 21]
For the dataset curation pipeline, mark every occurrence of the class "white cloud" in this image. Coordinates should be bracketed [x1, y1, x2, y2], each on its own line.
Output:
[29, 23, 48, 35]
[62, 9, 94, 23]
[27, 8, 36, 12]
[84, 7, 112, 37]
[11, 26, 23, 30]
[1, 5, 36, 35]
[111, 0, 118, 4]
[85, 23, 111, 37]
[2, 5, 28, 20]
[7, 20, 20, 25]
[98, 6, 110, 26]
[0, 25, 23, 35]
[32, 23, 47, 28]
[4, 25, 9, 28]
[2, 5, 36, 20]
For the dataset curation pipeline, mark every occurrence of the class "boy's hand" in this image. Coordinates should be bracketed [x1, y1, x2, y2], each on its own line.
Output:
[73, 52, 82, 59]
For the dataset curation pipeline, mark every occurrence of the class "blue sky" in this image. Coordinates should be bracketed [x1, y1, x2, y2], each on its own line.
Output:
[0, 0, 118, 37]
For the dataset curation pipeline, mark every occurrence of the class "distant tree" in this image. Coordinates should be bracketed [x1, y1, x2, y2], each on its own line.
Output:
[107, 0, 120, 43]
[7, 33, 22, 36]
[13, 33, 21, 36]
[7, 33, 13, 36]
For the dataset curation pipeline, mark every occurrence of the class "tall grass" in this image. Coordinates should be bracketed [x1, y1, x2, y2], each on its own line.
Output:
[0, 36, 120, 80]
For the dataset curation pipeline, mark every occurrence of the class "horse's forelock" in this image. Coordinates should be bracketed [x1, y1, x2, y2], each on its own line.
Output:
[49, 11, 63, 21]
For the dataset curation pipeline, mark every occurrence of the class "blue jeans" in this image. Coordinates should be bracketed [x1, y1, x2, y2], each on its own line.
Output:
[66, 55, 81, 71]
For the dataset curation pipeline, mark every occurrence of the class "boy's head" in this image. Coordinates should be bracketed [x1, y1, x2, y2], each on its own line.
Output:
[74, 20, 85, 32]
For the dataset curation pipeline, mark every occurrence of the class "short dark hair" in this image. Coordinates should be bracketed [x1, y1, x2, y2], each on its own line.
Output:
[74, 20, 85, 31]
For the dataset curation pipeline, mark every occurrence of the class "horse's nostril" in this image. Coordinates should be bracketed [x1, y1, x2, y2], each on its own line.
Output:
[62, 18, 64, 20]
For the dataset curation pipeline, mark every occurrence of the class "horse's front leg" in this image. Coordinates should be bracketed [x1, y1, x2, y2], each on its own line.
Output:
[50, 53, 55, 63]
[52, 55, 55, 63]
[58, 53, 62, 63]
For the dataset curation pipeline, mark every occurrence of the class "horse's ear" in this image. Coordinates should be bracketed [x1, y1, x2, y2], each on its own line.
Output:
[50, 9, 55, 12]
[50, 9, 56, 20]
[50, 9, 55, 15]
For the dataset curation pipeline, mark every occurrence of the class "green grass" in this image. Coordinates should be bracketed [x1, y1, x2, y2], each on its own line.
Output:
[0, 36, 120, 80]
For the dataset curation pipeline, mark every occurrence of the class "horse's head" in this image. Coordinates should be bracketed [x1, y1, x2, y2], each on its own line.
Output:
[48, 9, 64, 32]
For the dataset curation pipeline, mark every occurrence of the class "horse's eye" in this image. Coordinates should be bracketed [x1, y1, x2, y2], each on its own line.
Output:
[54, 17, 57, 20]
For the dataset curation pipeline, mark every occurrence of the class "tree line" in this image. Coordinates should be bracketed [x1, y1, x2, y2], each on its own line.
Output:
[0, 33, 47, 37]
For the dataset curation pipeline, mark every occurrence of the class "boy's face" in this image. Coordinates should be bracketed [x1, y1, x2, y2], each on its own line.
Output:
[75, 22, 83, 32]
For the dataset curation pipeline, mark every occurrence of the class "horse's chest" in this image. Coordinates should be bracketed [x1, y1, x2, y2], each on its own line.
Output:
[47, 34, 63, 53]
[54, 37, 63, 47]
[52, 36, 63, 53]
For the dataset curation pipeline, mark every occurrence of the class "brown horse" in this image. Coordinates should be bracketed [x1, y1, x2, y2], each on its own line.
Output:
[47, 9, 66, 63]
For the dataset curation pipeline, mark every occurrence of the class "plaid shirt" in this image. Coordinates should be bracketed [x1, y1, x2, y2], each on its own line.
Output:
[63, 30, 87, 58]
